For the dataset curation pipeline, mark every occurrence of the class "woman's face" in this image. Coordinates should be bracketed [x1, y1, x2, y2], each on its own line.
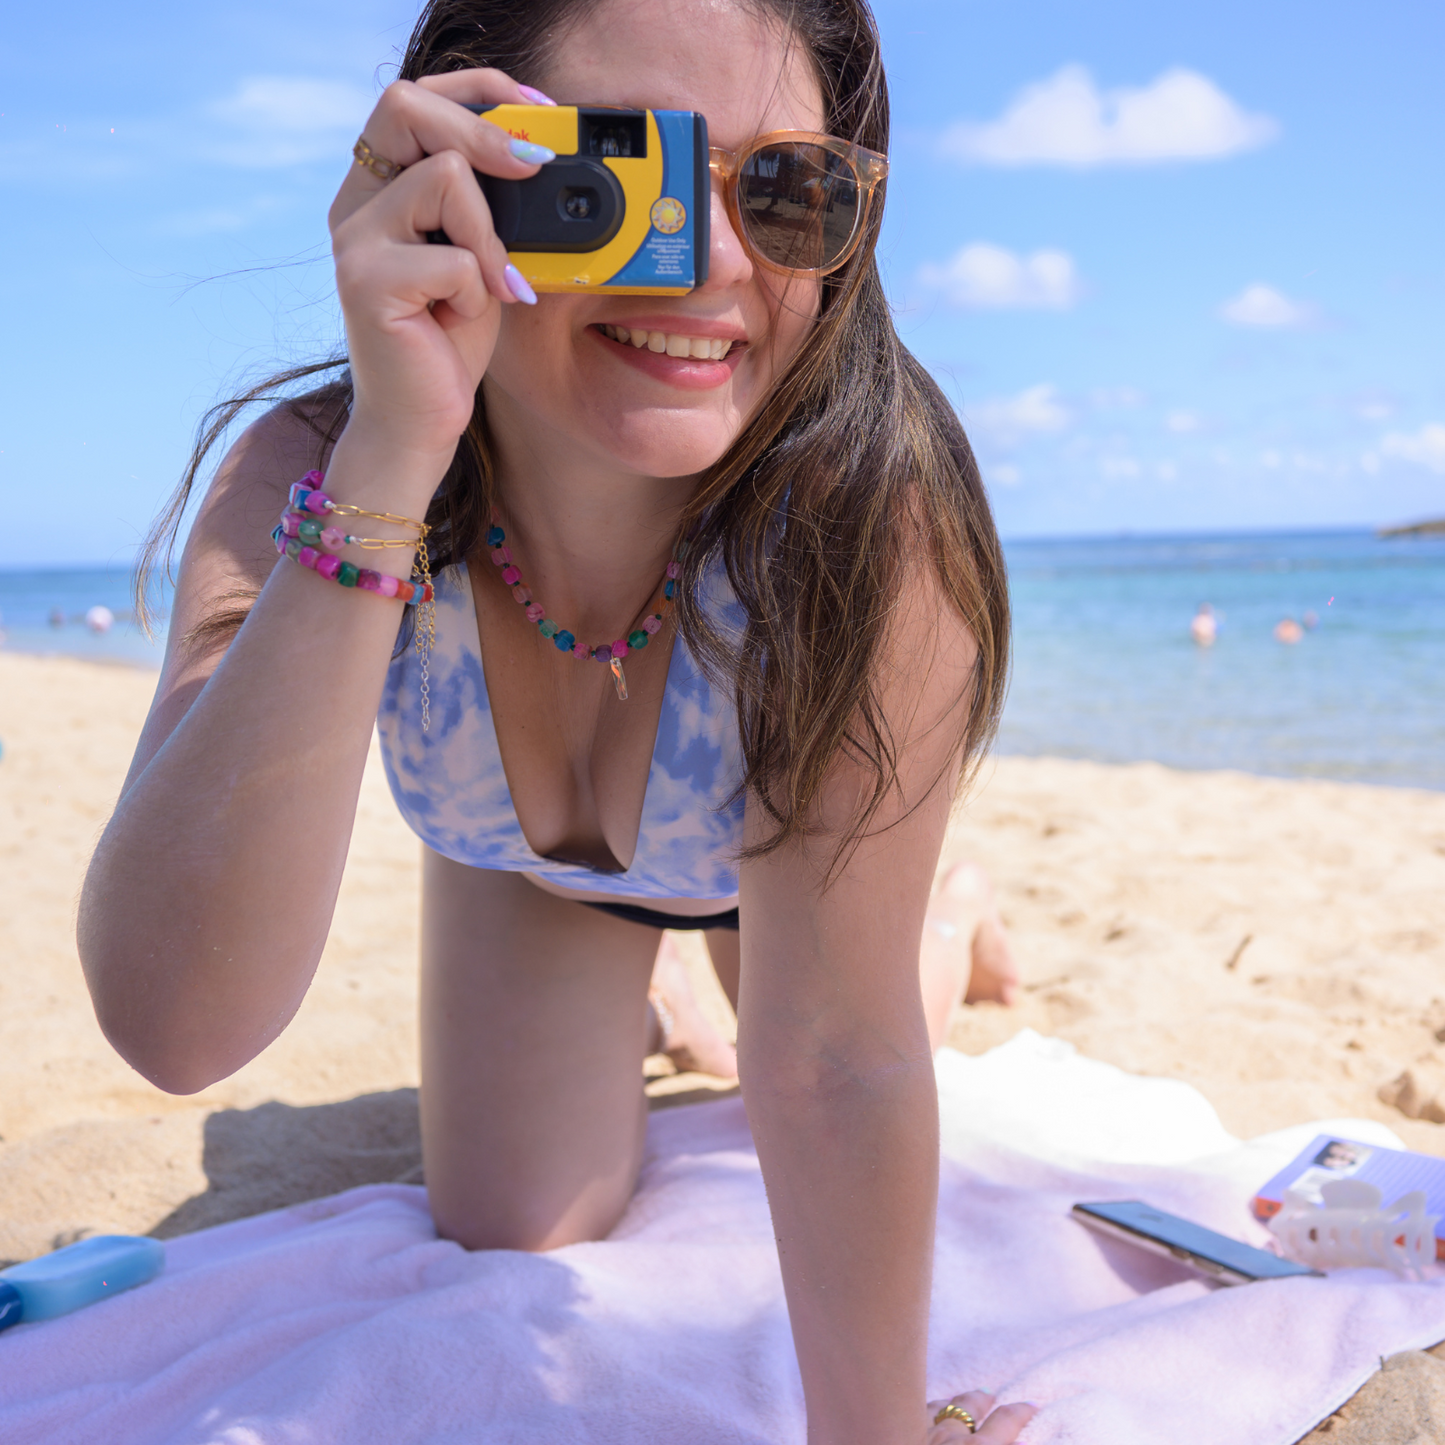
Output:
[483, 0, 825, 482]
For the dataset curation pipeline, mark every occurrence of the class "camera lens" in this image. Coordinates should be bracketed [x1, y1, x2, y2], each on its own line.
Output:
[565, 193, 593, 219]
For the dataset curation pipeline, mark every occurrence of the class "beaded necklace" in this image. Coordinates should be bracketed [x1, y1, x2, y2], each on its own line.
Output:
[485, 513, 684, 701]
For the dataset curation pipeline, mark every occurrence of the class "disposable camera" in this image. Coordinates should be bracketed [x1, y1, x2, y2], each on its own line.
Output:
[434, 103, 710, 296]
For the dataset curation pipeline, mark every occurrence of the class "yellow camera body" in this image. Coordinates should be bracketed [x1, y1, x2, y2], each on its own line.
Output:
[461, 104, 710, 295]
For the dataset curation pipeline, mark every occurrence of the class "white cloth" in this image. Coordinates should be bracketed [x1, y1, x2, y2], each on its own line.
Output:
[3, 1030, 1442, 1445]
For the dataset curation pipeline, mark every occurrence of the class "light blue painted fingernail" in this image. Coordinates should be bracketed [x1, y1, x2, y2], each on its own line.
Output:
[518, 85, 558, 107]
[509, 138, 555, 165]
[504, 264, 538, 305]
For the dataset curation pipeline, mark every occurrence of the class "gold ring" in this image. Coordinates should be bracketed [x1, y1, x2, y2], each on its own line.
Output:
[934, 1404, 978, 1431]
[353, 136, 405, 183]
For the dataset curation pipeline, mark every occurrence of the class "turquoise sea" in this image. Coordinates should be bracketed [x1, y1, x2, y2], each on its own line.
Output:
[998, 530, 1445, 792]
[3, 528, 1443, 791]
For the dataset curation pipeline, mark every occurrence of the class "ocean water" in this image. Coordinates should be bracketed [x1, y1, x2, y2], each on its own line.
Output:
[0, 566, 168, 667]
[3, 529, 1442, 791]
[997, 529, 1445, 792]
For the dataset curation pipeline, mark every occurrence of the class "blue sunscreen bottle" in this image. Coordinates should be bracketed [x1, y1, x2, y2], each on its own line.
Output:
[0, 1235, 165, 1327]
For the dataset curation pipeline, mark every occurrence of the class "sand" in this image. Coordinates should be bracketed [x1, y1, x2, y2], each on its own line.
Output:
[3, 648, 1445, 1440]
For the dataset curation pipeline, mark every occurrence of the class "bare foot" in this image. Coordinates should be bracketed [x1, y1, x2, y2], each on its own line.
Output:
[929, 862, 1019, 1007]
[649, 934, 739, 1080]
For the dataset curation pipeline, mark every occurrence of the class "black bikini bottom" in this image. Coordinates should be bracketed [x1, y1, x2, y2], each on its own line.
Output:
[581, 901, 740, 932]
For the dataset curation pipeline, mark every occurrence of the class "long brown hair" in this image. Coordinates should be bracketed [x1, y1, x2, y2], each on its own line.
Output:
[138, 0, 1010, 864]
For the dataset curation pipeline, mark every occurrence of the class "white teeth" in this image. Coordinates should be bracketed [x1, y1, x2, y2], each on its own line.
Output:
[600, 324, 734, 359]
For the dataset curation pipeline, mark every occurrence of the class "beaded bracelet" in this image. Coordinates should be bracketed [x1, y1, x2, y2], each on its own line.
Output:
[272, 471, 437, 729]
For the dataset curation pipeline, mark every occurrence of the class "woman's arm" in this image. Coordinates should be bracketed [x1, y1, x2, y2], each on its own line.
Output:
[737, 565, 1027, 1445]
[77, 69, 546, 1094]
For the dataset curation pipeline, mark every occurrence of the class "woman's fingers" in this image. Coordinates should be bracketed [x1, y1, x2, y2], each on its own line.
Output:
[334, 149, 514, 310]
[332, 72, 553, 230]
[973, 1401, 1039, 1440]
[925, 1391, 1038, 1443]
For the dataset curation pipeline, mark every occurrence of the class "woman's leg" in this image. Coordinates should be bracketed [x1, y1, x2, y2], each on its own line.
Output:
[918, 862, 1017, 1047]
[647, 932, 738, 1079]
[420, 850, 663, 1251]
[702, 862, 1015, 1055]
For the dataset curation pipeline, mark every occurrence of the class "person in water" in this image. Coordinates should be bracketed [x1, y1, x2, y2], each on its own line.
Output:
[79, 1, 1029, 1438]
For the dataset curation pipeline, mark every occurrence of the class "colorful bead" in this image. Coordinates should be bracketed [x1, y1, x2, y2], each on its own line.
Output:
[284, 538, 302, 561]
[319, 526, 346, 553]
[336, 561, 360, 587]
[481, 509, 686, 696]
[397, 579, 415, 602]
[297, 545, 319, 569]
[356, 568, 383, 592]
[304, 490, 331, 516]
[315, 555, 342, 581]
[377, 573, 399, 598]
[279, 513, 300, 538]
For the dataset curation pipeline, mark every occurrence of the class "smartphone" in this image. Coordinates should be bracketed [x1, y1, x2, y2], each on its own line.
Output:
[1072, 1200, 1324, 1286]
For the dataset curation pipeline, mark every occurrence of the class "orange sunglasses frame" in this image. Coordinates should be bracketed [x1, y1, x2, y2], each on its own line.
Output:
[707, 130, 889, 278]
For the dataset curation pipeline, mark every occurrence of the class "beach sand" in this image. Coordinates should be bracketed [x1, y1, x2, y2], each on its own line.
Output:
[3, 648, 1445, 1439]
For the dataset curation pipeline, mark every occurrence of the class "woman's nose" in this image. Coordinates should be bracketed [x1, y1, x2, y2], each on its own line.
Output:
[698, 180, 753, 292]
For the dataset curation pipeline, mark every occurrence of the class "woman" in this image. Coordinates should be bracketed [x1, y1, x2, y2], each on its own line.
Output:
[79, 0, 1029, 1439]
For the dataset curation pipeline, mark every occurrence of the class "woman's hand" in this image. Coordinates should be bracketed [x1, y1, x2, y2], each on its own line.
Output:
[925, 1392, 1038, 1443]
[328, 69, 552, 465]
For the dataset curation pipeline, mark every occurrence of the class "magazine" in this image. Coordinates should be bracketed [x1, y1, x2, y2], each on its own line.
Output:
[1252, 1134, 1445, 1259]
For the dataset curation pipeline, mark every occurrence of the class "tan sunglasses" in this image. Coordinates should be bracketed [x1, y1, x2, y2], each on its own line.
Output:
[708, 131, 889, 278]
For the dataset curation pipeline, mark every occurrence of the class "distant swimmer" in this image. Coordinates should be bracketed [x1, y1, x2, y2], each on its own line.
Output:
[1190, 604, 1218, 646]
[1274, 617, 1304, 644]
[84, 605, 115, 634]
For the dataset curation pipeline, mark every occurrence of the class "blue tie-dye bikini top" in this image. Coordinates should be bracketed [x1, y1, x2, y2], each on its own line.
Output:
[377, 560, 746, 901]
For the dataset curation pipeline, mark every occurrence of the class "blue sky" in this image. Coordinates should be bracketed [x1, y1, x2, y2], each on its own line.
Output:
[2, 0, 1442, 565]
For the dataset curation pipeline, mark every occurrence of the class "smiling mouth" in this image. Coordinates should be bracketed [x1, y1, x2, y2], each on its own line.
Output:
[596, 323, 737, 361]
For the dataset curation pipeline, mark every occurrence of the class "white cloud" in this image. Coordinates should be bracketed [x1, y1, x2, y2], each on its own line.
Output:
[1165, 410, 1201, 432]
[1090, 385, 1146, 409]
[988, 463, 1022, 487]
[1099, 454, 1142, 479]
[1380, 423, 1445, 474]
[208, 77, 376, 167]
[939, 65, 1278, 168]
[1219, 283, 1316, 328]
[918, 243, 1081, 310]
[965, 384, 1072, 442]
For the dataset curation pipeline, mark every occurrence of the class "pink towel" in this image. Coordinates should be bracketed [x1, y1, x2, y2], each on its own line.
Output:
[4, 1039, 1444, 1444]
